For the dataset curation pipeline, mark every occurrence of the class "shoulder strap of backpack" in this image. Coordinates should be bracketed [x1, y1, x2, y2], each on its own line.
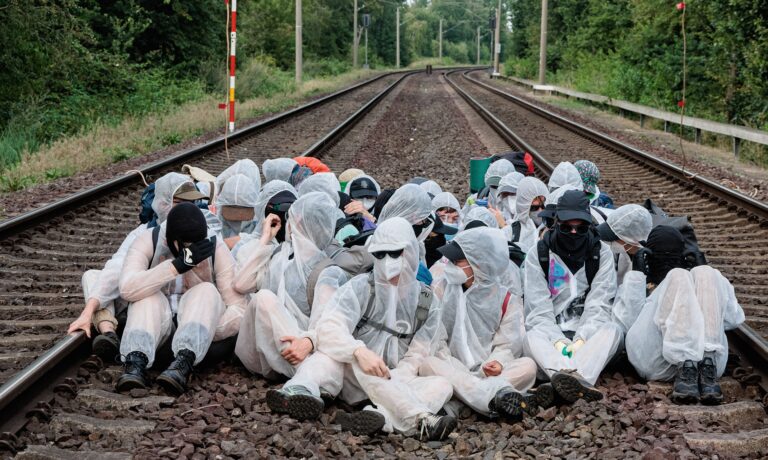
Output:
[413, 283, 433, 334]
[585, 241, 600, 286]
[501, 291, 512, 317]
[149, 225, 162, 270]
[354, 272, 378, 336]
[354, 273, 430, 342]
[305, 257, 337, 308]
[511, 221, 522, 243]
[590, 206, 607, 222]
[537, 238, 550, 283]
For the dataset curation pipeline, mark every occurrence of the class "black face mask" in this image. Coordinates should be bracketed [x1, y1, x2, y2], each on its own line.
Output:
[424, 233, 446, 268]
[551, 223, 591, 274]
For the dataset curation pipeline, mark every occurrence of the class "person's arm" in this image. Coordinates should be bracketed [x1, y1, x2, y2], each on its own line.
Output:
[213, 240, 248, 340]
[315, 276, 369, 363]
[119, 230, 177, 302]
[233, 215, 281, 294]
[300, 266, 351, 346]
[485, 293, 526, 368]
[523, 246, 567, 342]
[89, 224, 147, 309]
[574, 243, 618, 341]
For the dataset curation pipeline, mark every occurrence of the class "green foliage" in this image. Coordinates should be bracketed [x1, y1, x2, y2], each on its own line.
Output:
[237, 57, 297, 101]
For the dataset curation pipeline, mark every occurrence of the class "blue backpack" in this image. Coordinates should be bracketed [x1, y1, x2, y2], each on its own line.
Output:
[139, 183, 158, 228]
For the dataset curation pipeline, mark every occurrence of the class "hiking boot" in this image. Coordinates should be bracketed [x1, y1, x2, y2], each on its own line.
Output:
[335, 409, 386, 436]
[265, 385, 324, 420]
[92, 331, 120, 364]
[671, 360, 700, 404]
[698, 356, 723, 405]
[157, 349, 196, 395]
[551, 370, 603, 403]
[418, 414, 457, 441]
[530, 382, 556, 409]
[116, 351, 149, 392]
[489, 387, 538, 419]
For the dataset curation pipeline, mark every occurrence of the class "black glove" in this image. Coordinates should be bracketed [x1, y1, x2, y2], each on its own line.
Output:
[632, 247, 652, 275]
[172, 239, 215, 274]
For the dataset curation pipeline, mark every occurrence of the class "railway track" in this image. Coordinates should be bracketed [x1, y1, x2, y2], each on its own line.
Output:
[0, 68, 766, 458]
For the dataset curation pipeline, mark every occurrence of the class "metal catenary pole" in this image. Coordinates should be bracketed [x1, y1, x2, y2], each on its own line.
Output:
[476, 26, 480, 65]
[228, 0, 237, 132]
[353, 0, 359, 68]
[493, 1, 500, 76]
[439, 19, 443, 61]
[295, 0, 302, 84]
[396, 7, 400, 69]
[538, 0, 548, 84]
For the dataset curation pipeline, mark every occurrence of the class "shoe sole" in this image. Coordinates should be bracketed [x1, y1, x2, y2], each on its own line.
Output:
[116, 375, 147, 393]
[92, 336, 119, 364]
[670, 391, 700, 405]
[496, 392, 533, 418]
[427, 416, 458, 441]
[156, 374, 186, 395]
[336, 410, 385, 436]
[551, 373, 603, 403]
[266, 389, 324, 421]
[699, 392, 724, 406]
[533, 384, 556, 409]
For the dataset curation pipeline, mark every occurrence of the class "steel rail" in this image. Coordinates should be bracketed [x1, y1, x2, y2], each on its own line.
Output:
[445, 69, 768, 390]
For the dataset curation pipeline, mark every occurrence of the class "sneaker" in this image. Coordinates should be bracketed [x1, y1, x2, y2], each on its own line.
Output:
[335, 409, 386, 436]
[551, 370, 603, 403]
[92, 331, 120, 364]
[266, 385, 324, 420]
[671, 360, 700, 405]
[698, 356, 723, 405]
[489, 387, 538, 419]
[530, 382, 556, 409]
[418, 414, 457, 441]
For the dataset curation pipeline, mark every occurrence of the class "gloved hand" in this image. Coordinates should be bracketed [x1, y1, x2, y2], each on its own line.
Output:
[632, 247, 653, 275]
[566, 338, 585, 356]
[555, 340, 572, 358]
[172, 239, 215, 274]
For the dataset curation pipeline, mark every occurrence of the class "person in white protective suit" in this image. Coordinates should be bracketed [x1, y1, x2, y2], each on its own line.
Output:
[619, 225, 744, 405]
[68, 172, 210, 362]
[343, 174, 381, 226]
[507, 177, 548, 254]
[420, 228, 553, 420]
[482, 159, 516, 209]
[419, 180, 442, 198]
[298, 172, 341, 207]
[234, 193, 350, 381]
[378, 184, 435, 254]
[432, 192, 461, 236]
[523, 190, 620, 403]
[460, 206, 499, 231]
[216, 158, 261, 195]
[117, 202, 246, 394]
[497, 171, 525, 224]
[263, 158, 298, 183]
[265, 218, 458, 441]
[215, 174, 260, 245]
[547, 162, 584, 192]
[229, 181, 297, 255]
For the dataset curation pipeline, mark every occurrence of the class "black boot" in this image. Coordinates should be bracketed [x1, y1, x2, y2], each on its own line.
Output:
[530, 383, 556, 409]
[671, 360, 700, 404]
[551, 370, 603, 403]
[489, 387, 538, 419]
[92, 331, 120, 364]
[698, 355, 723, 405]
[116, 351, 149, 392]
[157, 349, 196, 395]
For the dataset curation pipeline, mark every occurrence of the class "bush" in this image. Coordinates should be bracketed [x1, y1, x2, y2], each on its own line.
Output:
[236, 56, 296, 101]
[303, 58, 351, 78]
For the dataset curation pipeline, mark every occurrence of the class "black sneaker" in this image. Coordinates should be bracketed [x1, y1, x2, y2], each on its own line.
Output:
[335, 409, 386, 435]
[530, 383, 556, 409]
[418, 414, 457, 441]
[92, 332, 120, 364]
[489, 387, 538, 419]
[671, 360, 700, 404]
[156, 349, 196, 395]
[116, 351, 149, 392]
[551, 370, 603, 403]
[698, 356, 723, 405]
[266, 386, 324, 421]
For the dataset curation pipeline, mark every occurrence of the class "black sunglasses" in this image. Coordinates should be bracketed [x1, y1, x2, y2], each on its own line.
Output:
[558, 222, 591, 235]
[267, 202, 293, 212]
[371, 249, 404, 259]
[530, 204, 545, 212]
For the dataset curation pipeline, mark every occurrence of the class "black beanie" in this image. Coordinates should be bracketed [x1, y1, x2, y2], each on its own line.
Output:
[166, 202, 207, 246]
[645, 225, 685, 284]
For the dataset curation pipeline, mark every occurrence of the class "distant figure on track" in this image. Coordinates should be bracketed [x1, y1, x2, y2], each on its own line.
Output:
[116, 202, 245, 394]
[523, 190, 621, 403]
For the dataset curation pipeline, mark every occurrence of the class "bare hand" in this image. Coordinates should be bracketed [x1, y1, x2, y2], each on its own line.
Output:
[262, 214, 282, 240]
[280, 336, 313, 365]
[68, 311, 93, 338]
[354, 347, 391, 379]
[488, 206, 507, 228]
[344, 200, 366, 216]
[224, 235, 240, 250]
[482, 360, 503, 377]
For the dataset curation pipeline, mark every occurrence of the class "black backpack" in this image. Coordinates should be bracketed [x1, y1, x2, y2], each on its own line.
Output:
[490, 151, 535, 176]
[642, 199, 707, 268]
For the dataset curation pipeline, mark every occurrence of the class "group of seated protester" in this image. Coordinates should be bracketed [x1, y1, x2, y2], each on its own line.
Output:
[68, 153, 744, 441]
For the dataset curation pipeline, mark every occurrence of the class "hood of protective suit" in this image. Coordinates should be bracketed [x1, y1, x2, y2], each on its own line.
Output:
[514, 177, 548, 223]
[498, 171, 525, 220]
[484, 159, 515, 185]
[217, 159, 261, 192]
[548, 162, 584, 192]
[432, 192, 460, 214]
[252, 180, 297, 236]
[298, 172, 341, 208]
[152, 172, 194, 224]
[263, 158, 298, 183]
[460, 206, 498, 230]
[419, 180, 442, 198]
[378, 184, 433, 228]
[606, 204, 652, 246]
[215, 173, 260, 238]
[440, 227, 509, 368]
[498, 171, 525, 195]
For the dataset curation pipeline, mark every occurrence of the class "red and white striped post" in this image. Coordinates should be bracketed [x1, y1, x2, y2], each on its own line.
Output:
[228, 0, 237, 132]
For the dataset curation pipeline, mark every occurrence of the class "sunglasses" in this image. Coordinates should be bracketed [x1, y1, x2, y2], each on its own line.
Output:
[371, 249, 404, 259]
[267, 202, 292, 212]
[558, 222, 591, 235]
[530, 204, 545, 212]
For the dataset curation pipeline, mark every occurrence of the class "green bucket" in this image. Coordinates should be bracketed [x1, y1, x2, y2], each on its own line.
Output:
[469, 156, 492, 194]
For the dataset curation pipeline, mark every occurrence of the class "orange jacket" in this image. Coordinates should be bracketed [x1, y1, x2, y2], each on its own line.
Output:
[293, 157, 331, 174]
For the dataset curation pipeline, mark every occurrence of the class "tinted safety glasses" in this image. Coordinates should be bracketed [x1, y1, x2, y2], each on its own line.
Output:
[371, 249, 404, 259]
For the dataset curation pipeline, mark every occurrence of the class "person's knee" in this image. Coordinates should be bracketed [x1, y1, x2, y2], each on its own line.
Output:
[431, 377, 453, 401]
[186, 281, 218, 297]
[666, 268, 692, 285]
[419, 356, 440, 376]
[691, 265, 718, 284]
[517, 357, 538, 377]
[254, 290, 280, 315]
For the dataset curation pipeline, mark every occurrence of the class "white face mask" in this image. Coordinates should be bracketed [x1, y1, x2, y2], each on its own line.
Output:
[531, 211, 543, 227]
[361, 197, 376, 211]
[504, 196, 516, 214]
[382, 256, 402, 281]
[444, 262, 470, 285]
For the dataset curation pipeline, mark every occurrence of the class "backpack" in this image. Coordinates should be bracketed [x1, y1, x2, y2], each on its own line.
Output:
[537, 232, 601, 287]
[305, 242, 374, 308]
[491, 151, 535, 176]
[139, 183, 158, 228]
[642, 199, 707, 268]
[353, 272, 433, 344]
